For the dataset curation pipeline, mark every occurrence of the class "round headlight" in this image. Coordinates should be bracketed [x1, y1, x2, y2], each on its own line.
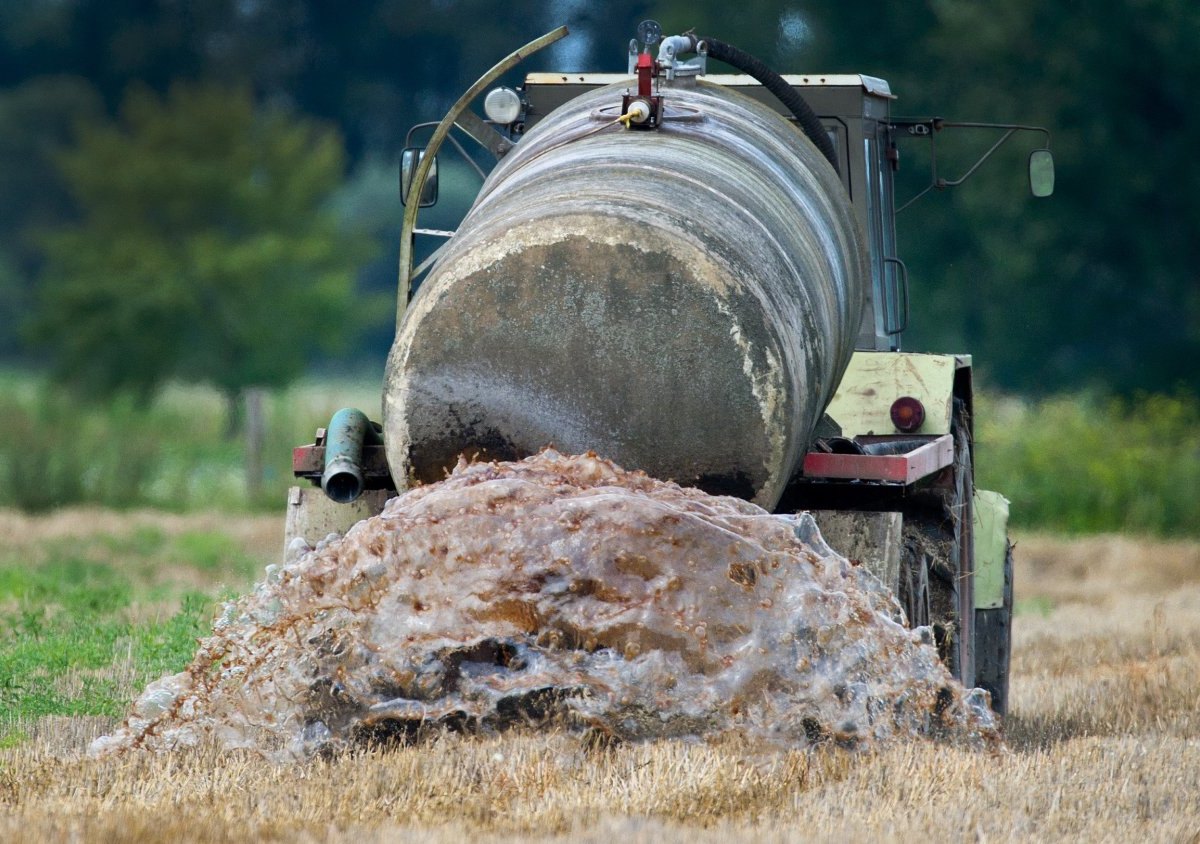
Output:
[484, 87, 522, 124]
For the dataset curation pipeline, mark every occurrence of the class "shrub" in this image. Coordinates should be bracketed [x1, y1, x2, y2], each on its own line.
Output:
[976, 391, 1200, 536]
[0, 371, 378, 512]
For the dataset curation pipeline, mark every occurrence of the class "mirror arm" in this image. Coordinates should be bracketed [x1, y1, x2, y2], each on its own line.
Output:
[936, 127, 1019, 188]
[893, 120, 1052, 212]
[398, 25, 569, 322]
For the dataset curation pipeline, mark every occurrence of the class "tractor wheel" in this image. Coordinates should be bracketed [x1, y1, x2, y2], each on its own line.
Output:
[974, 539, 1014, 716]
[900, 401, 975, 688]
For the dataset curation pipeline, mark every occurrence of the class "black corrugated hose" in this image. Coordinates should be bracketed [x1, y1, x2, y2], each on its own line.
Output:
[698, 35, 841, 175]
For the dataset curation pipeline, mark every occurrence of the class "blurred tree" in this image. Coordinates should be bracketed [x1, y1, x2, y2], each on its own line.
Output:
[890, 0, 1200, 394]
[29, 83, 374, 426]
[1, 1, 1196, 395]
[0, 75, 103, 357]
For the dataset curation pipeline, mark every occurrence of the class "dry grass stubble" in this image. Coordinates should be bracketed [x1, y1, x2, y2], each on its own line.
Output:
[2, 518, 1198, 842]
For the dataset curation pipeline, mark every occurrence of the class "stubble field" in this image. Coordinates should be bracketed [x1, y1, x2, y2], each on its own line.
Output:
[1, 510, 1197, 842]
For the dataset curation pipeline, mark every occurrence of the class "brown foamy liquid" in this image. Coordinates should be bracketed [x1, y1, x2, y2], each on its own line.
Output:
[93, 450, 996, 758]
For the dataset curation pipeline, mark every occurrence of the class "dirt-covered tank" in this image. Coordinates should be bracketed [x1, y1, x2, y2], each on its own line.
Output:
[384, 77, 867, 509]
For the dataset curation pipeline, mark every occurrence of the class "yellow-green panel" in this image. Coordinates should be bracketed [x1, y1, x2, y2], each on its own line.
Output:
[826, 351, 962, 437]
[973, 489, 1010, 610]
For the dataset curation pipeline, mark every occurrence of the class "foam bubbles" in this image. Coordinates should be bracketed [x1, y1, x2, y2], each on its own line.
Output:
[94, 450, 996, 758]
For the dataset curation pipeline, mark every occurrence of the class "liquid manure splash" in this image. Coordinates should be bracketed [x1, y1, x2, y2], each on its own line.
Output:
[93, 450, 997, 759]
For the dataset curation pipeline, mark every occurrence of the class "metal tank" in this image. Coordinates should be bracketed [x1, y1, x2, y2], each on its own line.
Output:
[384, 77, 868, 509]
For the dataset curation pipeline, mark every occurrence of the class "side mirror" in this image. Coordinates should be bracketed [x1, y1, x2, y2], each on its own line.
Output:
[400, 148, 438, 207]
[1029, 149, 1055, 198]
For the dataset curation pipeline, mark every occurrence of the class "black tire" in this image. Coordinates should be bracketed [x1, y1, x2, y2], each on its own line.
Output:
[900, 400, 975, 687]
[974, 540, 1014, 716]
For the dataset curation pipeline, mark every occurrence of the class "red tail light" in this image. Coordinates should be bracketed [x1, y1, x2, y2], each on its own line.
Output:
[890, 396, 926, 433]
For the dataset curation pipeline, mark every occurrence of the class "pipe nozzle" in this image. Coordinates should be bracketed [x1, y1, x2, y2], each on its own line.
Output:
[320, 408, 382, 503]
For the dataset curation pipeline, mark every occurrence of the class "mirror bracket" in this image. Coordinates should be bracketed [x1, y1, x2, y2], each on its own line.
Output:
[893, 119, 1054, 212]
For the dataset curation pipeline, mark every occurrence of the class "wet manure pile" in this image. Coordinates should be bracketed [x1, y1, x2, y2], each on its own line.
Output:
[94, 451, 996, 758]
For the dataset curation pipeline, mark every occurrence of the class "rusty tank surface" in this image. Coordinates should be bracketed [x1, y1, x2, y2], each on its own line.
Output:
[384, 77, 867, 509]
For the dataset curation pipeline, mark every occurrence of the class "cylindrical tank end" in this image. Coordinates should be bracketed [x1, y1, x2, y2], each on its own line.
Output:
[387, 80, 866, 507]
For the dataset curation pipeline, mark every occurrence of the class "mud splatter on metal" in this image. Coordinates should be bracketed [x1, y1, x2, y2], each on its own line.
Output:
[94, 452, 996, 759]
[385, 79, 867, 509]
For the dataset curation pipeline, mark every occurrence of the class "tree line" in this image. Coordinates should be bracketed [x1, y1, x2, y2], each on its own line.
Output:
[0, 0, 1195, 403]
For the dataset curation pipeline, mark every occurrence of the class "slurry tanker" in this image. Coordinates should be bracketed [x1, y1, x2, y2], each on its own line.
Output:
[288, 23, 1054, 716]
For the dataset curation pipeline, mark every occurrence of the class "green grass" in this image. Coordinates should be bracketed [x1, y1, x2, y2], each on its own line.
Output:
[1013, 595, 1055, 618]
[0, 528, 262, 733]
[0, 369, 380, 512]
[976, 391, 1199, 537]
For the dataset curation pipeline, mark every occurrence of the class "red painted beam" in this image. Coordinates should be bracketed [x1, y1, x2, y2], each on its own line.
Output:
[802, 434, 954, 484]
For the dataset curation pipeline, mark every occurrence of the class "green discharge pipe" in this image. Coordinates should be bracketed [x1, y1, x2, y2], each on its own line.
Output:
[321, 407, 383, 504]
